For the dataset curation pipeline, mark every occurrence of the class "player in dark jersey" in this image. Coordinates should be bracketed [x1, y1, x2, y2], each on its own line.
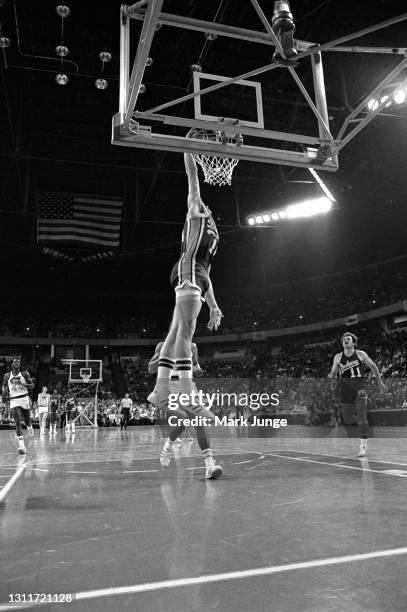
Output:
[329, 332, 387, 457]
[155, 130, 223, 419]
[65, 393, 76, 435]
[49, 389, 60, 436]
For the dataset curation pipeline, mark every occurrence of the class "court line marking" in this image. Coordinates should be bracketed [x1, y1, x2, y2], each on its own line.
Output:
[247, 461, 272, 470]
[1, 545, 406, 610]
[123, 470, 159, 473]
[0, 462, 27, 503]
[0, 449, 251, 469]
[66, 471, 98, 474]
[283, 448, 407, 468]
[259, 451, 407, 478]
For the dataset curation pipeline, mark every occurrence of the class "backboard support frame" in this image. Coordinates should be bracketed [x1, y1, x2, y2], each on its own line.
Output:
[61, 359, 103, 428]
[112, 2, 407, 172]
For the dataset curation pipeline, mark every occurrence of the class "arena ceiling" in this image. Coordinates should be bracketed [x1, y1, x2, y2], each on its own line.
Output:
[0, 0, 407, 303]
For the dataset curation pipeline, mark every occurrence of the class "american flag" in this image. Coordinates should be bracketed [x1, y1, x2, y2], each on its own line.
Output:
[37, 192, 123, 247]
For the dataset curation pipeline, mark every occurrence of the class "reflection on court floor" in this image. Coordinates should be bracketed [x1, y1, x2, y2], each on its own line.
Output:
[1, 427, 407, 611]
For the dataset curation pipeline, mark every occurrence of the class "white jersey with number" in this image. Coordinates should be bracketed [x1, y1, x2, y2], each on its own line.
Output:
[120, 398, 132, 409]
[37, 392, 51, 414]
[8, 371, 30, 410]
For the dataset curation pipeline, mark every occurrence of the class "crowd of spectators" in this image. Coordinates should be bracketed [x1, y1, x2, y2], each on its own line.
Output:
[117, 328, 407, 426]
[1, 327, 407, 429]
[1, 265, 407, 339]
[1, 261, 407, 429]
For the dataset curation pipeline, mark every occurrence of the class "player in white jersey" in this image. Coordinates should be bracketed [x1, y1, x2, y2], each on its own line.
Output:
[37, 386, 51, 436]
[120, 393, 133, 430]
[148, 341, 222, 479]
[2, 358, 34, 454]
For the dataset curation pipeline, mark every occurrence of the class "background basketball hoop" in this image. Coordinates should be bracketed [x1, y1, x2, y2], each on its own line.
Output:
[80, 368, 91, 384]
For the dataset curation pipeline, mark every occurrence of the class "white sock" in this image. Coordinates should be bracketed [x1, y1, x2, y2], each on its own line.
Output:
[163, 438, 173, 452]
[202, 449, 214, 466]
[156, 357, 175, 403]
[176, 359, 193, 396]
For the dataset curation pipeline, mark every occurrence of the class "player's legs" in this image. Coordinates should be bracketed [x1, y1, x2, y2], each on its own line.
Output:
[122, 408, 130, 430]
[341, 397, 368, 456]
[355, 390, 368, 456]
[195, 426, 223, 479]
[160, 406, 188, 467]
[174, 291, 201, 396]
[156, 288, 201, 407]
[65, 410, 71, 433]
[21, 407, 34, 437]
[39, 411, 47, 435]
[11, 406, 27, 454]
[156, 312, 179, 406]
[341, 403, 357, 426]
[173, 288, 215, 420]
[49, 411, 57, 435]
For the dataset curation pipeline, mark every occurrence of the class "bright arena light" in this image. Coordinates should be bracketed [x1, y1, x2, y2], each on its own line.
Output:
[394, 88, 406, 104]
[248, 197, 333, 225]
[367, 98, 378, 111]
[286, 197, 332, 219]
[380, 95, 391, 108]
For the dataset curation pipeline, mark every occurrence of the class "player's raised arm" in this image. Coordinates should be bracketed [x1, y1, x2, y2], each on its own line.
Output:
[357, 350, 387, 393]
[184, 130, 202, 216]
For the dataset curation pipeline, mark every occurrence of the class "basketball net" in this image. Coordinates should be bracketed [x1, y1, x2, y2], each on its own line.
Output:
[191, 128, 239, 186]
[192, 153, 239, 186]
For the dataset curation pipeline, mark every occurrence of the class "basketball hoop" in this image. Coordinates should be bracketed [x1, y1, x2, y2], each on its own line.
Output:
[81, 374, 90, 384]
[191, 129, 239, 186]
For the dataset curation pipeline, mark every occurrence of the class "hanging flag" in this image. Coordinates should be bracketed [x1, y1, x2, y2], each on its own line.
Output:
[37, 192, 122, 247]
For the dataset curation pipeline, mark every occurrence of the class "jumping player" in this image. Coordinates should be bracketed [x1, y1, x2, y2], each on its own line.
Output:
[37, 386, 51, 436]
[149, 341, 222, 479]
[155, 131, 223, 417]
[329, 332, 387, 457]
[2, 358, 34, 454]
